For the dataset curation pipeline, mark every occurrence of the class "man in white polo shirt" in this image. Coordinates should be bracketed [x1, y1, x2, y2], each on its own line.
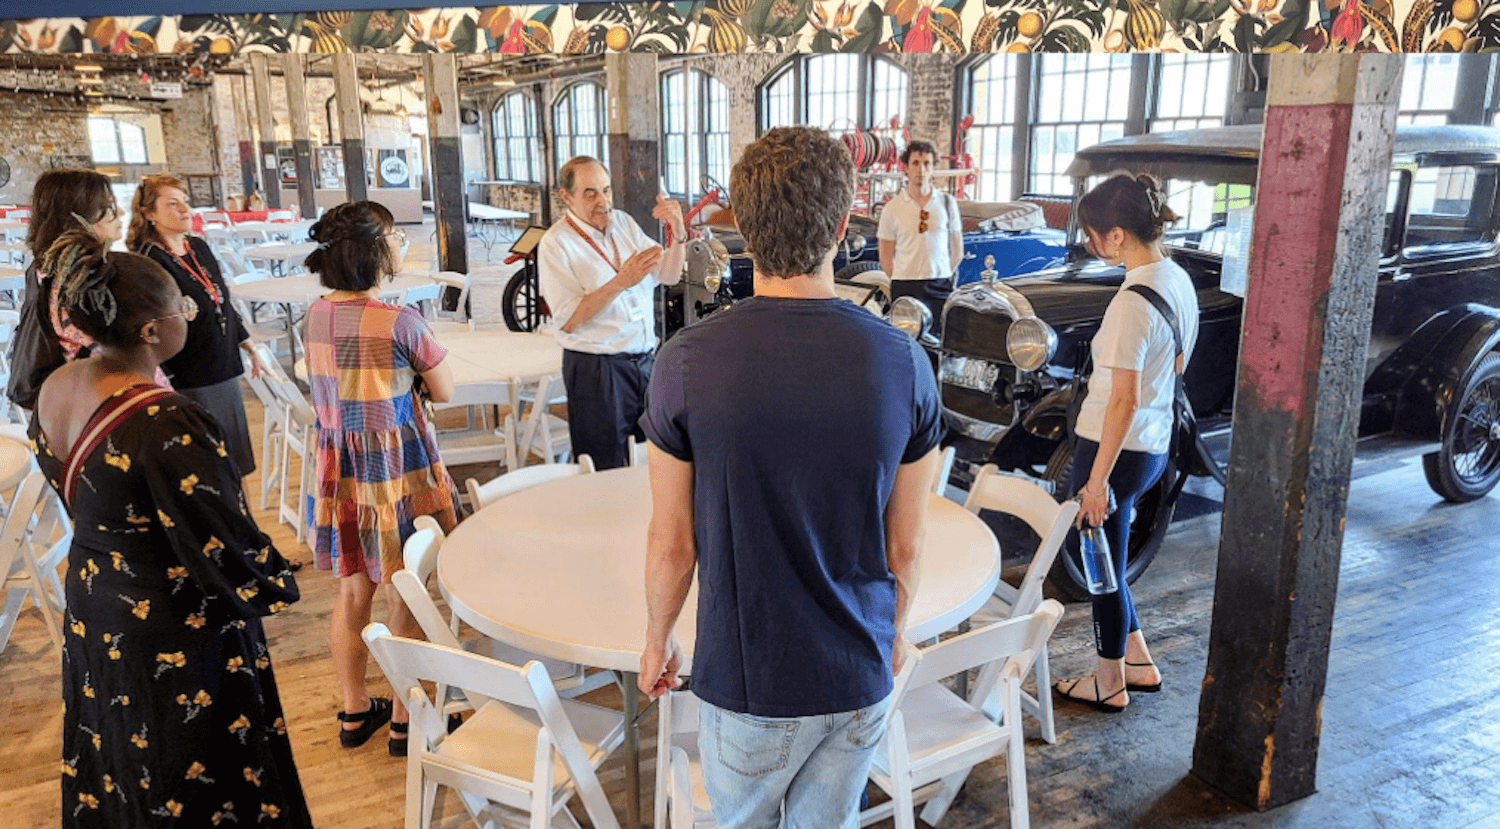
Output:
[877, 140, 963, 334]
[537, 155, 685, 469]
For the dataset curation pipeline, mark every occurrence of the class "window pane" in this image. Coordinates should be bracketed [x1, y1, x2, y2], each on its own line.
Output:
[1031, 54, 1130, 195]
[88, 117, 119, 164]
[118, 123, 147, 165]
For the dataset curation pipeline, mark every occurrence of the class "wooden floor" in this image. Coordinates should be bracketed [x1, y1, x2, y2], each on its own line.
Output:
[3, 382, 1500, 828]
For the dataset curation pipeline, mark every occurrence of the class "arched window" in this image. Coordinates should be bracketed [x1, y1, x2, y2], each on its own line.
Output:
[491, 90, 540, 183]
[660, 68, 729, 199]
[87, 116, 148, 165]
[756, 56, 908, 136]
[553, 81, 609, 172]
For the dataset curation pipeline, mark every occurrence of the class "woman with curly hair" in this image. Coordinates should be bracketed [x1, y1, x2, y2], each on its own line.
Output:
[29, 227, 311, 827]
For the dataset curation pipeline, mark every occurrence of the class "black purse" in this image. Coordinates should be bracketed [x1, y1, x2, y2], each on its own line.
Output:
[6, 266, 71, 411]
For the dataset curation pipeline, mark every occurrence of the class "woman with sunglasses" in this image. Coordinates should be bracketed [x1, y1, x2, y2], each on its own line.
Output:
[29, 227, 310, 828]
[127, 174, 273, 479]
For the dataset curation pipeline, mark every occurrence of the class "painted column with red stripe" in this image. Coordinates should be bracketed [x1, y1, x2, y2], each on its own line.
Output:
[1192, 55, 1403, 809]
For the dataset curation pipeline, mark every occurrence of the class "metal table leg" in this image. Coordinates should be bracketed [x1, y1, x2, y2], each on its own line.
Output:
[618, 669, 643, 829]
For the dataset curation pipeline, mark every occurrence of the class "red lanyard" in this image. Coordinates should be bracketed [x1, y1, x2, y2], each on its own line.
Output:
[565, 214, 621, 272]
[170, 243, 221, 306]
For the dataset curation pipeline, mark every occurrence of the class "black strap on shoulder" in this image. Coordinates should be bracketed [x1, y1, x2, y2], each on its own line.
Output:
[1125, 284, 1183, 363]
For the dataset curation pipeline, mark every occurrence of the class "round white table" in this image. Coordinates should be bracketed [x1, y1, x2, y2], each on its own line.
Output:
[0, 435, 35, 494]
[233, 273, 437, 305]
[241, 241, 320, 276]
[438, 465, 1000, 828]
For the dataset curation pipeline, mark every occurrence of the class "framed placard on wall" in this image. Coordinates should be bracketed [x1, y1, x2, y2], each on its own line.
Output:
[185, 174, 220, 208]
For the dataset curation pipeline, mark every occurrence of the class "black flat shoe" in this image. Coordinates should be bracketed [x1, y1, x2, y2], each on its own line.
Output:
[337, 697, 392, 748]
[388, 720, 409, 757]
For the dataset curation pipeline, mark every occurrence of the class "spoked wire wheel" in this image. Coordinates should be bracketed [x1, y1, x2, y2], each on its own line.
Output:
[1424, 353, 1500, 503]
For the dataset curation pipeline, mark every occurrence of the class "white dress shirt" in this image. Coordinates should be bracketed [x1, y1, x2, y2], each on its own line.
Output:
[1075, 258, 1200, 455]
[537, 208, 660, 355]
[877, 189, 962, 281]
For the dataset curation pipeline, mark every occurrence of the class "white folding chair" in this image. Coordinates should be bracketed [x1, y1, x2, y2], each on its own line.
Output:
[362, 623, 626, 829]
[200, 210, 231, 229]
[518, 374, 573, 466]
[627, 437, 650, 467]
[232, 226, 269, 248]
[861, 601, 1064, 829]
[430, 271, 472, 324]
[464, 456, 594, 511]
[392, 520, 595, 702]
[266, 208, 295, 223]
[933, 446, 956, 497]
[398, 281, 444, 319]
[242, 345, 288, 510]
[203, 227, 239, 253]
[268, 374, 317, 542]
[0, 472, 70, 655]
[962, 464, 1079, 744]
[655, 689, 712, 829]
[432, 382, 522, 471]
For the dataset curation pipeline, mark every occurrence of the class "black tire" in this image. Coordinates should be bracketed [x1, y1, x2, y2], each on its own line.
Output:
[502, 272, 550, 333]
[1422, 353, 1500, 503]
[1042, 440, 1177, 602]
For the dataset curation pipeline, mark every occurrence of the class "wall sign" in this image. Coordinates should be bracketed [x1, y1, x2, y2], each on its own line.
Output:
[149, 82, 183, 99]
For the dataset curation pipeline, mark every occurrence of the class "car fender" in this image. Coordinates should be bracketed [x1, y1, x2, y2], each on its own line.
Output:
[1019, 386, 1075, 443]
[1392, 304, 1500, 439]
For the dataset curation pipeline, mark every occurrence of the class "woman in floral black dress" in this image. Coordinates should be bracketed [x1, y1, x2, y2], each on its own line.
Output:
[28, 228, 312, 827]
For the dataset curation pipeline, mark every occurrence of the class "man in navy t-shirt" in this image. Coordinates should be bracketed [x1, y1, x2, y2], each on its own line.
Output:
[638, 126, 944, 829]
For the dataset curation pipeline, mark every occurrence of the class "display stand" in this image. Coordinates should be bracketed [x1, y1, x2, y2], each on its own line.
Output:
[502, 225, 550, 333]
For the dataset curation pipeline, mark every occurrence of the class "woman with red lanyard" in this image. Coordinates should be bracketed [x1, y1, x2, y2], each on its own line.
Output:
[126, 174, 274, 479]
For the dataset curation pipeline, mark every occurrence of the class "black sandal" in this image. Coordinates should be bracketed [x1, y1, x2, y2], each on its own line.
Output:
[388, 720, 409, 757]
[337, 697, 392, 748]
[1053, 676, 1127, 714]
[1125, 660, 1162, 693]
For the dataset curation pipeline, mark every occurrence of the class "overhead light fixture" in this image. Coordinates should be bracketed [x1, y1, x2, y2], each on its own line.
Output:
[78, 76, 103, 85]
[493, 79, 515, 88]
[75, 64, 103, 73]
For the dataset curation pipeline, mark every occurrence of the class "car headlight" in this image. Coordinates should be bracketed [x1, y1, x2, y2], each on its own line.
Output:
[1006, 317, 1057, 372]
[890, 296, 931, 340]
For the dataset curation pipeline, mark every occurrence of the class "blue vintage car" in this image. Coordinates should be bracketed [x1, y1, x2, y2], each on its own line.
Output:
[674, 202, 1068, 333]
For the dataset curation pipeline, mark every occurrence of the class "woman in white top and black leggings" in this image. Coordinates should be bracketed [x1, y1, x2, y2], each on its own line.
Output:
[1053, 174, 1198, 714]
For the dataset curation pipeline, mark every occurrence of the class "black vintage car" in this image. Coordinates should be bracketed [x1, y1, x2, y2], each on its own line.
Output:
[925, 125, 1500, 599]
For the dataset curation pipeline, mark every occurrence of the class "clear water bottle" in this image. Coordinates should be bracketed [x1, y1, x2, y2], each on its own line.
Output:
[1077, 487, 1119, 596]
[1079, 524, 1118, 596]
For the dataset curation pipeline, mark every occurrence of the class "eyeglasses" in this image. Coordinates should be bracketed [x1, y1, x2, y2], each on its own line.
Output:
[149, 295, 198, 324]
[386, 228, 407, 243]
[919, 209, 929, 234]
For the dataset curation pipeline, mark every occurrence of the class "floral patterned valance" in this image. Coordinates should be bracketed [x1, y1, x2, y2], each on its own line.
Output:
[0, 0, 1488, 55]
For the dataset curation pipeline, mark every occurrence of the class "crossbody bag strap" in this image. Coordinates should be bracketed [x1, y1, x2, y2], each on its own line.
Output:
[1125, 284, 1183, 366]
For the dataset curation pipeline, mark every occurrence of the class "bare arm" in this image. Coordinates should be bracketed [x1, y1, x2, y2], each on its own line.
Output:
[886, 446, 942, 674]
[879, 239, 896, 278]
[652, 194, 687, 287]
[560, 247, 664, 334]
[949, 230, 963, 276]
[639, 444, 696, 697]
[419, 358, 455, 405]
[1078, 367, 1139, 527]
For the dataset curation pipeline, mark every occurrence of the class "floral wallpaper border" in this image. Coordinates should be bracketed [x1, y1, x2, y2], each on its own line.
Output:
[0, 0, 1494, 55]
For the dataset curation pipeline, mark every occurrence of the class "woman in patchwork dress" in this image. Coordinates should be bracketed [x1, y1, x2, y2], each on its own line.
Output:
[28, 228, 310, 827]
[302, 201, 461, 757]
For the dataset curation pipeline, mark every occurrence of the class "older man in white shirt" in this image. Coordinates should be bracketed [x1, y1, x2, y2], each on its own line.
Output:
[877, 140, 963, 334]
[537, 155, 685, 469]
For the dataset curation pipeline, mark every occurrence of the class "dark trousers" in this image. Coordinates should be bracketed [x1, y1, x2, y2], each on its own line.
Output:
[561, 349, 654, 471]
[1066, 438, 1168, 660]
[889, 277, 954, 335]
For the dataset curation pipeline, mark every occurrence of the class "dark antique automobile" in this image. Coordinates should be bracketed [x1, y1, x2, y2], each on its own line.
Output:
[926, 125, 1500, 599]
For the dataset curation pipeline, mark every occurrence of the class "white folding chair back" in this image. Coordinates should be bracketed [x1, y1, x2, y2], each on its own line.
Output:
[398, 282, 443, 318]
[933, 445, 956, 497]
[203, 227, 238, 253]
[200, 210, 231, 229]
[628, 437, 650, 467]
[464, 457, 594, 511]
[393, 523, 588, 700]
[863, 601, 1064, 829]
[242, 347, 288, 510]
[518, 374, 573, 465]
[656, 689, 713, 829]
[962, 464, 1078, 744]
[266, 209, 295, 223]
[362, 623, 625, 829]
[430, 271, 472, 323]
[0, 473, 67, 654]
[432, 382, 519, 471]
[268, 375, 317, 541]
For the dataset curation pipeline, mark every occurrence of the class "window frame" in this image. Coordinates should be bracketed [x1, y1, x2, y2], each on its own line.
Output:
[87, 116, 149, 166]
[755, 55, 908, 136]
[660, 67, 730, 201]
[490, 89, 541, 185]
[552, 80, 610, 173]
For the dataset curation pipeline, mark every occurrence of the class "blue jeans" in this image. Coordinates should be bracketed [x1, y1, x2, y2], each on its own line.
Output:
[698, 695, 892, 829]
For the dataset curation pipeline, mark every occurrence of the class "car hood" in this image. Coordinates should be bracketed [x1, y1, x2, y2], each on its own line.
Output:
[951, 260, 1128, 329]
[703, 215, 881, 257]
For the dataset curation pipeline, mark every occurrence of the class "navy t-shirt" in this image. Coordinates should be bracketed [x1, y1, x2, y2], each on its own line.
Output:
[640, 296, 943, 717]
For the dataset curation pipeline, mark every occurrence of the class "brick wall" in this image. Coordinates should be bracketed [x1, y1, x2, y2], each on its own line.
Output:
[160, 85, 219, 177]
[0, 95, 90, 205]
